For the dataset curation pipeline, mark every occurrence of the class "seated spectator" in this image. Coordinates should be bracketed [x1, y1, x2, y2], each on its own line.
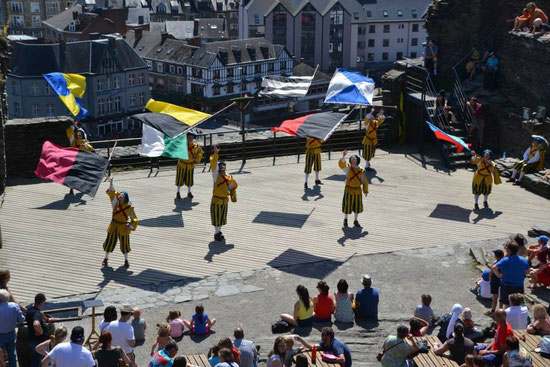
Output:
[510, 234, 528, 258]
[505, 294, 529, 329]
[281, 285, 313, 328]
[491, 242, 530, 308]
[233, 327, 258, 367]
[434, 323, 475, 365]
[0, 289, 25, 367]
[379, 324, 417, 367]
[473, 355, 486, 367]
[527, 235, 549, 267]
[105, 304, 136, 363]
[512, 8, 531, 32]
[502, 336, 532, 367]
[313, 281, 334, 322]
[266, 337, 286, 367]
[0, 269, 25, 312]
[437, 304, 464, 343]
[474, 309, 514, 366]
[184, 304, 216, 335]
[294, 327, 352, 367]
[526, 2, 548, 27]
[435, 90, 448, 116]
[174, 355, 199, 367]
[283, 336, 301, 367]
[166, 310, 186, 339]
[529, 252, 550, 289]
[28, 293, 60, 367]
[208, 345, 221, 367]
[461, 308, 484, 341]
[466, 47, 482, 80]
[463, 353, 475, 367]
[41, 326, 94, 367]
[150, 342, 179, 367]
[414, 293, 437, 324]
[131, 307, 146, 343]
[509, 136, 547, 185]
[92, 331, 135, 367]
[35, 326, 67, 362]
[219, 337, 241, 366]
[216, 348, 239, 367]
[409, 316, 429, 336]
[482, 53, 498, 73]
[333, 279, 355, 323]
[527, 304, 550, 335]
[294, 354, 308, 367]
[100, 306, 117, 333]
[354, 274, 379, 320]
[150, 323, 174, 356]
[471, 269, 492, 299]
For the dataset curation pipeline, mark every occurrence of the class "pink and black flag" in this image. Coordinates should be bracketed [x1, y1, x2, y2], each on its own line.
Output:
[35, 141, 108, 197]
[272, 112, 347, 141]
[427, 121, 471, 153]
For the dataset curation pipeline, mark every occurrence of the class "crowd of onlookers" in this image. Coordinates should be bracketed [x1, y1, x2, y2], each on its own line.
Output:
[2, 234, 550, 367]
[511, 2, 549, 36]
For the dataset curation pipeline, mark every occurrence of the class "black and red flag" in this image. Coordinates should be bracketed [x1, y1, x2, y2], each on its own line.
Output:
[35, 141, 109, 197]
[272, 112, 347, 141]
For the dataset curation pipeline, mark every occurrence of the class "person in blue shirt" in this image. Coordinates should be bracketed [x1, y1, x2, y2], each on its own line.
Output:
[354, 274, 379, 319]
[149, 342, 178, 367]
[294, 327, 352, 367]
[483, 52, 499, 72]
[492, 242, 529, 308]
[0, 289, 25, 367]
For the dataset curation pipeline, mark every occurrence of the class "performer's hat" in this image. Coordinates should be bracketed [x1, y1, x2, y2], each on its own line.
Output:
[218, 161, 226, 167]
[70, 326, 85, 343]
[120, 191, 129, 203]
[361, 274, 371, 284]
[187, 130, 198, 138]
[121, 304, 134, 313]
[538, 235, 549, 244]
[532, 135, 548, 145]
[76, 128, 87, 140]
[482, 149, 492, 157]
[349, 155, 361, 165]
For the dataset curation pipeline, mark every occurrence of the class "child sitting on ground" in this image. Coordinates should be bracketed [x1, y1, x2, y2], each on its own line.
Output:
[131, 307, 146, 343]
[512, 8, 531, 32]
[150, 323, 174, 356]
[470, 269, 492, 299]
[167, 310, 187, 339]
[184, 304, 216, 335]
[414, 293, 437, 324]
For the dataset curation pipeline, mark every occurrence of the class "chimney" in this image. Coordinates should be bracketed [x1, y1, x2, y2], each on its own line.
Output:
[72, 11, 79, 20]
[134, 28, 143, 40]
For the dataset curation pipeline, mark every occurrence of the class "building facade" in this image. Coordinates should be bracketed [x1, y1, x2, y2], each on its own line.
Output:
[240, 0, 430, 72]
[7, 37, 150, 138]
[3, 0, 65, 37]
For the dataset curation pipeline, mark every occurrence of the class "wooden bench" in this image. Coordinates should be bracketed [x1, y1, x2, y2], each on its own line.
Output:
[412, 336, 459, 367]
[292, 350, 338, 367]
[185, 354, 210, 367]
[514, 329, 550, 367]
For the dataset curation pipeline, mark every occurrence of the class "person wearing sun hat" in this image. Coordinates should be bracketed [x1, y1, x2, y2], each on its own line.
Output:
[527, 235, 549, 268]
[354, 274, 379, 320]
[509, 135, 547, 185]
[470, 149, 502, 210]
[105, 304, 136, 363]
[102, 176, 138, 269]
[339, 150, 369, 228]
[175, 131, 204, 200]
[209, 145, 238, 242]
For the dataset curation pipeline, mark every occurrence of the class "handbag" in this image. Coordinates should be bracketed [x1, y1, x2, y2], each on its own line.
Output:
[409, 340, 430, 358]
[377, 340, 404, 362]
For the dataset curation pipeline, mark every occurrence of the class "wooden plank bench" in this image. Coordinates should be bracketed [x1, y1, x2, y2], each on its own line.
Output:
[514, 329, 550, 367]
[292, 350, 336, 367]
[413, 336, 459, 367]
[185, 354, 210, 367]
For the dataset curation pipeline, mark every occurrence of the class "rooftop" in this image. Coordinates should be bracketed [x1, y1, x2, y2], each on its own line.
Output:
[196, 18, 228, 40]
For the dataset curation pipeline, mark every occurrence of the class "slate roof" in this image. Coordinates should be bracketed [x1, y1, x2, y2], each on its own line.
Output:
[143, 38, 197, 63]
[42, 5, 83, 31]
[166, 20, 195, 39]
[196, 18, 228, 40]
[9, 37, 147, 77]
[293, 62, 331, 83]
[125, 29, 164, 57]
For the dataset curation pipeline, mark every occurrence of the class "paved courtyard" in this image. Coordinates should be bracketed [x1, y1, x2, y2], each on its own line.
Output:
[1, 148, 548, 302]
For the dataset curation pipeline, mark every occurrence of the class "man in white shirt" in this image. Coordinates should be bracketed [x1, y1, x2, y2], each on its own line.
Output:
[41, 326, 94, 367]
[106, 304, 135, 362]
[505, 293, 529, 329]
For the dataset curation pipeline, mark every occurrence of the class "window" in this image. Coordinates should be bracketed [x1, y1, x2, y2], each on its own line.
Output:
[69, 22, 76, 32]
[254, 64, 261, 74]
[366, 10, 372, 17]
[396, 52, 403, 59]
[9, 2, 23, 13]
[177, 67, 183, 75]
[139, 92, 146, 104]
[30, 82, 40, 96]
[383, 25, 390, 33]
[411, 9, 418, 18]
[13, 102, 20, 116]
[411, 38, 418, 46]
[255, 80, 261, 89]
[156, 3, 166, 13]
[280, 61, 287, 71]
[11, 16, 24, 27]
[254, 14, 260, 24]
[106, 97, 113, 113]
[156, 79, 165, 88]
[367, 53, 374, 62]
[357, 41, 365, 49]
[157, 63, 163, 73]
[44, 83, 53, 95]
[353, 12, 359, 20]
[114, 76, 120, 89]
[146, 60, 152, 70]
[32, 104, 41, 117]
[412, 24, 419, 32]
[213, 86, 220, 95]
[105, 77, 113, 90]
[268, 63, 274, 72]
[382, 10, 388, 17]
[228, 84, 234, 93]
[397, 10, 403, 17]
[45, 104, 54, 117]
[358, 26, 366, 35]
[114, 96, 121, 112]
[129, 94, 136, 106]
[382, 52, 388, 61]
[368, 39, 375, 47]
[329, 43, 333, 53]
[241, 67, 247, 76]
[213, 70, 220, 79]
[46, 2, 59, 13]
[398, 24, 405, 29]
[368, 25, 375, 33]
[11, 82, 17, 95]
[128, 74, 135, 86]
[32, 16, 41, 28]
[383, 39, 389, 47]
[330, 9, 344, 25]
[98, 99, 105, 115]
[30, 2, 40, 12]
[138, 72, 145, 85]
[411, 52, 417, 58]
[227, 68, 234, 77]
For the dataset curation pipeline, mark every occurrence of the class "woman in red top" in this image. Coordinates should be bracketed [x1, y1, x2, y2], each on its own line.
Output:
[313, 281, 334, 322]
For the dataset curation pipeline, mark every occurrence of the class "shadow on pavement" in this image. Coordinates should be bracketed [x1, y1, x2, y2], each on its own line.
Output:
[268, 249, 344, 279]
[98, 267, 200, 291]
[33, 192, 87, 210]
[204, 241, 235, 262]
[173, 197, 200, 212]
[301, 186, 324, 201]
[337, 227, 369, 246]
[429, 204, 472, 223]
[252, 210, 313, 228]
[471, 208, 503, 224]
[139, 213, 184, 228]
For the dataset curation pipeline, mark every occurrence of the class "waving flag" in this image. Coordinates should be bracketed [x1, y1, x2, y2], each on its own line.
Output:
[43, 73, 88, 119]
[258, 75, 313, 99]
[35, 141, 108, 197]
[272, 112, 347, 141]
[324, 68, 375, 106]
[145, 99, 211, 127]
[427, 121, 471, 153]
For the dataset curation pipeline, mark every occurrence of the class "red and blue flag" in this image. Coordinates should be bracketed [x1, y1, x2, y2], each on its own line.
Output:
[426, 121, 471, 153]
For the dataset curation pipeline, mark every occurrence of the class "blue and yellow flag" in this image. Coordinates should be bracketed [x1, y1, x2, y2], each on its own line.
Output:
[43, 73, 88, 119]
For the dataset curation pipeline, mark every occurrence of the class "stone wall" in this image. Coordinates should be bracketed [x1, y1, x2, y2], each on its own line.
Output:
[5, 117, 73, 177]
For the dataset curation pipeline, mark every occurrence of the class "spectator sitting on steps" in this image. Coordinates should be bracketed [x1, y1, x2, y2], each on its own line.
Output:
[353, 274, 379, 320]
[532, 18, 550, 37]
[526, 2, 548, 27]
[511, 8, 531, 32]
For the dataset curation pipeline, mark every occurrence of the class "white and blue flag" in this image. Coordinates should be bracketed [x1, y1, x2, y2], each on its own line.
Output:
[324, 68, 375, 106]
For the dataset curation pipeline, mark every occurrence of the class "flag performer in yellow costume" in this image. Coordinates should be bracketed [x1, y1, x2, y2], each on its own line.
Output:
[339, 150, 369, 228]
[176, 131, 204, 199]
[66, 120, 94, 152]
[470, 149, 501, 210]
[509, 136, 546, 186]
[362, 107, 385, 171]
[103, 177, 138, 268]
[210, 146, 238, 242]
[304, 137, 323, 189]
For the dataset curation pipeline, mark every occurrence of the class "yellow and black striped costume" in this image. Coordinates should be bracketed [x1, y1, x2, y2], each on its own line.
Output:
[512, 146, 545, 174]
[66, 125, 94, 152]
[304, 137, 323, 174]
[339, 159, 369, 214]
[362, 115, 385, 161]
[210, 153, 238, 227]
[103, 188, 138, 254]
[471, 156, 501, 196]
[176, 142, 204, 187]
